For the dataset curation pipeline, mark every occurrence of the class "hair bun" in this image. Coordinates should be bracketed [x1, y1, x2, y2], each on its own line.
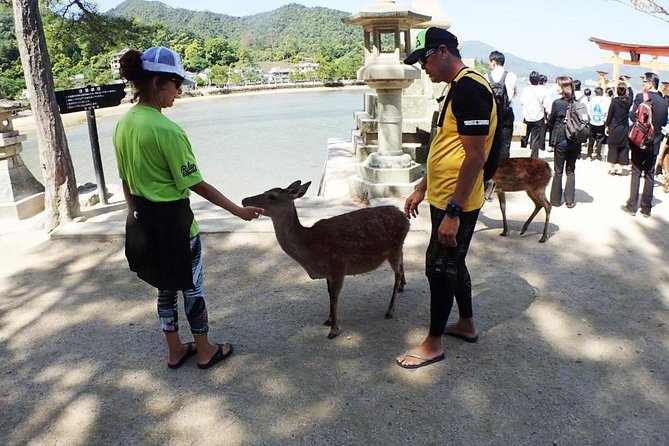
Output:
[119, 49, 144, 82]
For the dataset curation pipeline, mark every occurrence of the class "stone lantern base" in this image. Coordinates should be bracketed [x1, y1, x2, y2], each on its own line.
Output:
[0, 104, 45, 220]
[0, 153, 45, 220]
[348, 175, 424, 201]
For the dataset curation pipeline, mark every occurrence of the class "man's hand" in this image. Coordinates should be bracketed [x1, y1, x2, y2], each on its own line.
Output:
[404, 189, 425, 219]
[438, 215, 459, 246]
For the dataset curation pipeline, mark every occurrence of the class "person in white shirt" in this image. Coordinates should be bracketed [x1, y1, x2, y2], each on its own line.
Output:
[542, 77, 560, 152]
[487, 51, 517, 159]
[520, 70, 546, 157]
[580, 87, 592, 107]
[587, 87, 607, 160]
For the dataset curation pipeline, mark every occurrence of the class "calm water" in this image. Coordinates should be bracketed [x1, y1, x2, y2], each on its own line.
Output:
[20, 88, 371, 204]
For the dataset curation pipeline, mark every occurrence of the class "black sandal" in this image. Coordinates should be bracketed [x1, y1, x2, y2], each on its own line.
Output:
[197, 343, 234, 370]
[167, 342, 197, 369]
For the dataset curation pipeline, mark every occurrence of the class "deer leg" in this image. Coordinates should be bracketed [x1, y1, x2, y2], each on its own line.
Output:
[398, 251, 406, 292]
[538, 193, 552, 243]
[520, 192, 543, 235]
[523, 190, 551, 242]
[324, 275, 344, 339]
[385, 249, 405, 319]
[497, 191, 509, 237]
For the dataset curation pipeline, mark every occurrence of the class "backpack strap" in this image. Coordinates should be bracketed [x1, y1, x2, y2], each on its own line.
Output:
[435, 69, 501, 181]
[437, 68, 480, 127]
[641, 91, 654, 132]
[500, 71, 509, 102]
[486, 70, 507, 85]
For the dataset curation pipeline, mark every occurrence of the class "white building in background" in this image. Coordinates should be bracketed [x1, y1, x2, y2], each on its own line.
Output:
[267, 67, 291, 83]
[111, 48, 129, 76]
[296, 62, 319, 73]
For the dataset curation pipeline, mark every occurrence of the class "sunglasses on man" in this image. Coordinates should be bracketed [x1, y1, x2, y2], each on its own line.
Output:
[419, 47, 437, 67]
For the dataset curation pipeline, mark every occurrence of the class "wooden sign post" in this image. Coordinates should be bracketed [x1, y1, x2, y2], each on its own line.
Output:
[55, 84, 126, 205]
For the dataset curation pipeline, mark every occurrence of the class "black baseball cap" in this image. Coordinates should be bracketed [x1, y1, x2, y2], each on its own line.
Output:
[404, 27, 459, 65]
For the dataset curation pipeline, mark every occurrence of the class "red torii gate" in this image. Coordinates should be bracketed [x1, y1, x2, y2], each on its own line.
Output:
[589, 37, 669, 84]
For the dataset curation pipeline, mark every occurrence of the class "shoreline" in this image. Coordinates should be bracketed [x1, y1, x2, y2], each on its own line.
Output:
[12, 82, 370, 135]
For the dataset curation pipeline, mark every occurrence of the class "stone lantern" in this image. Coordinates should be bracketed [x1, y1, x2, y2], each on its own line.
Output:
[0, 100, 44, 219]
[343, 0, 431, 200]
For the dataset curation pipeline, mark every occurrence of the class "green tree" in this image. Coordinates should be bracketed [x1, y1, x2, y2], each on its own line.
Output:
[316, 57, 338, 82]
[472, 58, 490, 75]
[203, 37, 238, 66]
[208, 64, 229, 85]
[0, 4, 23, 98]
[334, 49, 363, 80]
[183, 39, 207, 72]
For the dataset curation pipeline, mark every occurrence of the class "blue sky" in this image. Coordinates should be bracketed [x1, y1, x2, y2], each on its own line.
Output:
[93, 0, 669, 69]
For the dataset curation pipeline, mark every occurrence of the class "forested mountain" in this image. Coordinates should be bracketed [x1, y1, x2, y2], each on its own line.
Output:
[109, 0, 619, 82]
[0, 0, 621, 100]
[108, 0, 360, 61]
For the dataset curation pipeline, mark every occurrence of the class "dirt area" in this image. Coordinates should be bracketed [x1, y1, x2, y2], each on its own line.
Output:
[0, 152, 667, 445]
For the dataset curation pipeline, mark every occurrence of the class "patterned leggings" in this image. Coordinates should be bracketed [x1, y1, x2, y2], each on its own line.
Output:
[157, 235, 209, 335]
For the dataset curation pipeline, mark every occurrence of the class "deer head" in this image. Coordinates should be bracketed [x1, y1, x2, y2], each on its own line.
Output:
[242, 180, 311, 217]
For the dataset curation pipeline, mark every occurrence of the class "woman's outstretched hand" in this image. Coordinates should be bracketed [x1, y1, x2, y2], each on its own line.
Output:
[237, 205, 264, 221]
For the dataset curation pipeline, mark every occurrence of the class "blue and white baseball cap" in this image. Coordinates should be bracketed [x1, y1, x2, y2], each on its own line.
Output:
[141, 46, 196, 85]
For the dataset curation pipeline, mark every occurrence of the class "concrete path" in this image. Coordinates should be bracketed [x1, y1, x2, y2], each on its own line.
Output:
[1, 146, 667, 445]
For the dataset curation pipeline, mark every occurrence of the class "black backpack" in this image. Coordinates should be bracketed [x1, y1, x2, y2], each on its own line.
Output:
[564, 100, 591, 144]
[438, 70, 502, 181]
[486, 71, 511, 115]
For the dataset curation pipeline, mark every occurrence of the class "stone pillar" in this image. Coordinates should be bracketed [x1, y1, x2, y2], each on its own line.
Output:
[343, 1, 432, 200]
[0, 102, 45, 219]
[376, 88, 404, 156]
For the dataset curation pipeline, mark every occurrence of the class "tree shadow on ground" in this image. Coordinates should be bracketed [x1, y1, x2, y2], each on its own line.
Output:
[0, 207, 667, 444]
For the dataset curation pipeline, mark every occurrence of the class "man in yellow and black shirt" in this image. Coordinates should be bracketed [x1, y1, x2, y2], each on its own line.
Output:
[397, 27, 497, 369]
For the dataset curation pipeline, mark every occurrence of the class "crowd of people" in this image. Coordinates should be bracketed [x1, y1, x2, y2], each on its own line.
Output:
[514, 65, 669, 215]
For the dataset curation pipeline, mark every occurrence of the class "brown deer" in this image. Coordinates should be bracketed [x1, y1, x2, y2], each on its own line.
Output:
[492, 157, 552, 243]
[658, 143, 669, 193]
[242, 180, 410, 339]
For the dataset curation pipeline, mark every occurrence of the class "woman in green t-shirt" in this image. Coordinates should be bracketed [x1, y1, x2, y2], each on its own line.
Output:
[115, 46, 263, 370]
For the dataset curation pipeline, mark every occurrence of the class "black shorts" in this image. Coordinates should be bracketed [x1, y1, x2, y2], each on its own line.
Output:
[425, 206, 480, 279]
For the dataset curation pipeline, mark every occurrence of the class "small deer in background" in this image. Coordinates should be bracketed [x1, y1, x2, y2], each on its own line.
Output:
[658, 145, 669, 193]
[242, 180, 410, 339]
[492, 157, 552, 243]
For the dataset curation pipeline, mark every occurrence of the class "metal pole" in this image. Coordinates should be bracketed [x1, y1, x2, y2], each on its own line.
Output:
[86, 109, 108, 205]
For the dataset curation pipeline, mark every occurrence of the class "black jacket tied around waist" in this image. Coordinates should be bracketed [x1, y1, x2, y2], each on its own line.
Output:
[125, 195, 195, 290]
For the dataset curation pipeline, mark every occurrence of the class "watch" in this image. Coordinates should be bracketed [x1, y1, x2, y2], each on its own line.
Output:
[445, 201, 463, 218]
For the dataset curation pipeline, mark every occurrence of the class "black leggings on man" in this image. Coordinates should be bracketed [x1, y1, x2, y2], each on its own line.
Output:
[425, 206, 480, 337]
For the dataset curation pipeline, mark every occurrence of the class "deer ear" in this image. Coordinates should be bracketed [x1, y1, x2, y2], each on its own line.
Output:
[287, 180, 302, 191]
[295, 181, 311, 198]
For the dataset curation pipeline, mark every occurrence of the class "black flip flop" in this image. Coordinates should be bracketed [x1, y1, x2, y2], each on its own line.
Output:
[443, 331, 479, 343]
[396, 352, 445, 369]
[167, 342, 197, 369]
[197, 343, 234, 370]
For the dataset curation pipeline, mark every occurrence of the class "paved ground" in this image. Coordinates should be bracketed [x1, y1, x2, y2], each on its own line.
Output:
[1, 145, 667, 445]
